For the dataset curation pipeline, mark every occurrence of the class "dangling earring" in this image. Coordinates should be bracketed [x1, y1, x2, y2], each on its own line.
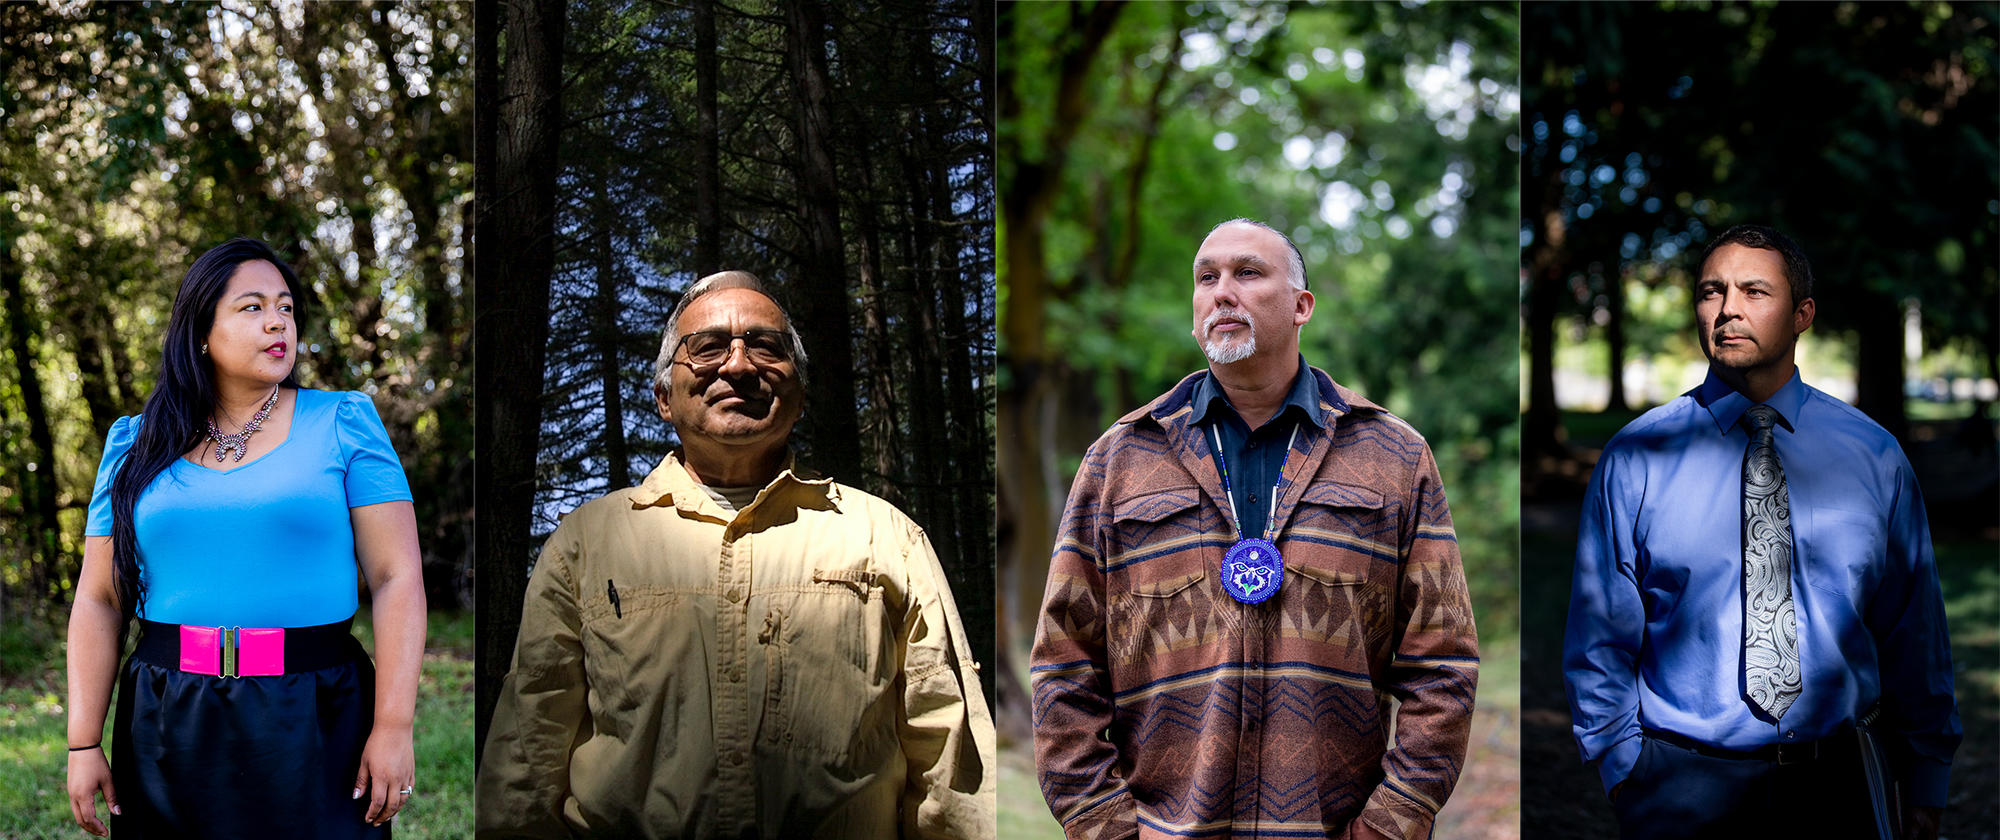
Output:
[201, 342, 209, 355]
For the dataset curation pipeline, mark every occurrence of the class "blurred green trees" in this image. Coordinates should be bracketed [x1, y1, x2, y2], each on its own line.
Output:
[0, 3, 473, 615]
[999, 0, 1521, 715]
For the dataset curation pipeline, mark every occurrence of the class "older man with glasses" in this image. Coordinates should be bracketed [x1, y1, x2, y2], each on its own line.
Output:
[477, 271, 994, 839]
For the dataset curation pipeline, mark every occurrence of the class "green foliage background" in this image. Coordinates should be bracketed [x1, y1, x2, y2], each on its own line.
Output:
[0, 2, 473, 835]
[1002, 0, 1520, 656]
[0, 2, 474, 610]
[998, 3, 1522, 836]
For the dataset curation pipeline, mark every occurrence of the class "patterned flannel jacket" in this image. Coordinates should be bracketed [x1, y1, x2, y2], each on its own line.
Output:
[1031, 367, 1478, 840]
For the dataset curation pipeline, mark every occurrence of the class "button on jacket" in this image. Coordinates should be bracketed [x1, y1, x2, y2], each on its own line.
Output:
[1031, 366, 1479, 840]
[1564, 370, 1960, 804]
[477, 453, 994, 839]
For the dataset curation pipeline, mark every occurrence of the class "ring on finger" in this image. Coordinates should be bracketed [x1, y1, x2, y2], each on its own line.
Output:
[399, 786, 413, 796]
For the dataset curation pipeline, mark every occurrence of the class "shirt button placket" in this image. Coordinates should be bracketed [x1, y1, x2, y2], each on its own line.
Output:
[716, 534, 755, 832]
[1239, 607, 1266, 828]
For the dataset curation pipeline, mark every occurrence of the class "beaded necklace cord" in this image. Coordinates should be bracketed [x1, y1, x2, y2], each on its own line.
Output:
[1208, 420, 1301, 541]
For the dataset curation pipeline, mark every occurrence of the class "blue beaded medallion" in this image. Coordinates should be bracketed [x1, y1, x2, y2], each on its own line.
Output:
[1222, 537, 1284, 604]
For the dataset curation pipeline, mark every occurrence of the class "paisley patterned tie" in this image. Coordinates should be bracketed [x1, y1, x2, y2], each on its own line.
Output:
[1741, 405, 1801, 721]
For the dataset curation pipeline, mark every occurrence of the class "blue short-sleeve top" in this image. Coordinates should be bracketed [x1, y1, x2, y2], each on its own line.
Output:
[85, 389, 414, 628]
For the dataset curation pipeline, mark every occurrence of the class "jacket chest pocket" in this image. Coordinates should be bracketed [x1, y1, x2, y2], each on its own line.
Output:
[1106, 488, 1229, 667]
[1283, 482, 1397, 656]
[1104, 487, 1224, 567]
[757, 566, 899, 766]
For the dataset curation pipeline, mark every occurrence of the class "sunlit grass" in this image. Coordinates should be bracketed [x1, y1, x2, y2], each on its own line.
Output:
[0, 609, 472, 839]
[998, 746, 1065, 840]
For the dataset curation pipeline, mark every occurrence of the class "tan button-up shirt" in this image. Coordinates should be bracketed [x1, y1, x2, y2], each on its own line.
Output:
[477, 453, 994, 839]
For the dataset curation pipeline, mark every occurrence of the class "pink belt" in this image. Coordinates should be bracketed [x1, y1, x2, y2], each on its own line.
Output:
[135, 618, 359, 679]
[179, 625, 285, 678]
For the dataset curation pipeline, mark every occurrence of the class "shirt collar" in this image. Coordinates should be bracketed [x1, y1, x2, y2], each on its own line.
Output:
[1697, 367, 1805, 436]
[1188, 354, 1326, 431]
[629, 449, 840, 515]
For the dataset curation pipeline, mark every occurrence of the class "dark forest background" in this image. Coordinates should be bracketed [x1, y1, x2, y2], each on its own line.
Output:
[474, 0, 996, 753]
[1519, 4, 1999, 839]
[0, 3, 474, 836]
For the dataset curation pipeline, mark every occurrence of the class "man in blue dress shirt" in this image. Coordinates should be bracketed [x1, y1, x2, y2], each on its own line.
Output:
[1563, 225, 1960, 840]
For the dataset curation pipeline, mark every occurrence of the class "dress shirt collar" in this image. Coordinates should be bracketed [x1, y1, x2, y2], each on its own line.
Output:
[629, 449, 840, 516]
[1695, 367, 1806, 436]
[1188, 354, 1328, 431]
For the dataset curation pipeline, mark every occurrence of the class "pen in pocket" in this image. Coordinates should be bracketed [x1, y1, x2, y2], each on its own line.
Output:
[607, 578, 621, 618]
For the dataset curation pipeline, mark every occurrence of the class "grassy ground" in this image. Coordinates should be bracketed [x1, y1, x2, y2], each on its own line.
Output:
[995, 630, 1522, 840]
[0, 607, 473, 839]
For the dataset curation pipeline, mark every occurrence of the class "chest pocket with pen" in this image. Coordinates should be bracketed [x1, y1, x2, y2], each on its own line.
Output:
[576, 580, 697, 732]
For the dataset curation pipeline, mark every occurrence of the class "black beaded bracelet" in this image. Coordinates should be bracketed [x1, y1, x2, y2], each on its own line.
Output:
[67, 743, 100, 752]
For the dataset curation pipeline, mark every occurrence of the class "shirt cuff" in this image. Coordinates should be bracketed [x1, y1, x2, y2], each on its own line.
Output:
[1058, 787, 1137, 840]
[1596, 733, 1644, 796]
[1904, 757, 1950, 809]
[1358, 780, 1439, 840]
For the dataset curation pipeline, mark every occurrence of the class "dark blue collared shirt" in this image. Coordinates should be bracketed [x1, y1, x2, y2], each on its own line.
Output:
[1563, 369, 1960, 806]
[1189, 355, 1327, 541]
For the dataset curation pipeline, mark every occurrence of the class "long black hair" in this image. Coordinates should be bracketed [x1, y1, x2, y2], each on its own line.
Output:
[108, 237, 307, 624]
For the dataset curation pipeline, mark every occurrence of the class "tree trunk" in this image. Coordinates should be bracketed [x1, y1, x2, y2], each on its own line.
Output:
[474, 0, 563, 761]
[994, 0, 1124, 742]
[852, 185, 898, 503]
[901, 232, 946, 535]
[693, 0, 721, 277]
[949, 0, 998, 708]
[898, 100, 947, 534]
[365, 4, 459, 359]
[1110, 23, 1181, 292]
[592, 180, 630, 490]
[1854, 287, 1908, 441]
[346, 201, 386, 379]
[782, 0, 861, 485]
[1525, 261, 1564, 459]
[108, 315, 139, 414]
[0, 207, 61, 601]
[66, 304, 125, 444]
[1523, 162, 1569, 463]
[1605, 268, 1629, 412]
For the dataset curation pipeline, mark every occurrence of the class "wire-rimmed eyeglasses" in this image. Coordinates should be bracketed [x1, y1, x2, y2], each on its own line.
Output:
[672, 328, 794, 373]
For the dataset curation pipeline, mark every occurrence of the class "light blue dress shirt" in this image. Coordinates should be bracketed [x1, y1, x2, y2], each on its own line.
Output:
[1564, 369, 1960, 807]
[85, 389, 414, 628]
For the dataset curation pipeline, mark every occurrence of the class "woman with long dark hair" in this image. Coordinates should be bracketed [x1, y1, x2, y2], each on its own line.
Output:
[63, 237, 426, 838]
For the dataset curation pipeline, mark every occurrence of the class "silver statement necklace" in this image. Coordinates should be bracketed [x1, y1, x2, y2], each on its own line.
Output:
[207, 387, 280, 462]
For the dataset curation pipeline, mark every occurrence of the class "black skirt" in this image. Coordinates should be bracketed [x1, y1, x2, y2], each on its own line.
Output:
[110, 621, 389, 840]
